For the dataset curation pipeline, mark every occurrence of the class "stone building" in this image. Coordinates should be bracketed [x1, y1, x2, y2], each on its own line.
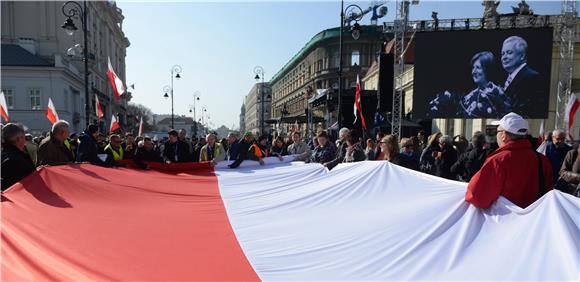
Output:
[244, 82, 271, 135]
[269, 25, 389, 137]
[1, 1, 130, 135]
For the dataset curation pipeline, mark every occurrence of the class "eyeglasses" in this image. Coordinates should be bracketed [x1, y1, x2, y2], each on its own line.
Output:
[379, 141, 388, 144]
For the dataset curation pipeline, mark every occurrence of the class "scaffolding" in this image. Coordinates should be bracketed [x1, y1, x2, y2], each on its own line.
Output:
[391, 0, 409, 139]
[555, 0, 577, 130]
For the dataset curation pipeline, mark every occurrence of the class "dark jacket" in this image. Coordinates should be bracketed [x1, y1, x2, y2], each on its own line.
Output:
[343, 144, 366, 163]
[2, 144, 36, 191]
[37, 134, 75, 166]
[122, 142, 136, 160]
[451, 146, 492, 181]
[324, 141, 346, 169]
[390, 153, 419, 171]
[546, 142, 573, 182]
[229, 139, 254, 168]
[227, 140, 240, 161]
[311, 144, 336, 164]
[77, 131, 109, 167]
[271, 145, 288, 157]
[419, 145, 440, 174]
[502, 65, 543, 118]
[133, 146, 163, 169]
[162, 139, 191, 163]
[435, 145, 458, 180]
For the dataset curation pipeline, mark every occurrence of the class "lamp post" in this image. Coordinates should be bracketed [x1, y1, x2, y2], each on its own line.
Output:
[162, 65, 182, 129]
[338, 1, 364, 130]
[189, 91, 200, 137]
[254, 66, 265, 135]
[61, 1, 90, 127]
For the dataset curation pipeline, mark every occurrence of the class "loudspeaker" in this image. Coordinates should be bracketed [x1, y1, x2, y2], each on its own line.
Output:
[377, 53, 394, 112]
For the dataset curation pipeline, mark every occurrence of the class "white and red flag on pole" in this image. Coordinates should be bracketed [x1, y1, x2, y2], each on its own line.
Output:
[0, 91, 9, 122]
[353, 75, 367, 130]
[138, 116, 144, 137]
[46, 97, 59, 125]
[292, 120, 299, 133]
[564, 93, 579, 141]
[110, 114, 120, 133]
[107, 57, 125, 102]
[95, 94, 104, 121]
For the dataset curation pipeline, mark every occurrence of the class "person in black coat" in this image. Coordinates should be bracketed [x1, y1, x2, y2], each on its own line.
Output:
[133, 137, 163, 169]
[498, 36, 543, 117]
[434, 135, 458, 180]
[76, 124, 110, 167]
[324, 128, 349, 170]
[451, 131, 492, 181]
[1, 123, 36, 191]
[162, 130, 192, 163]
[228, 132, 256, 168]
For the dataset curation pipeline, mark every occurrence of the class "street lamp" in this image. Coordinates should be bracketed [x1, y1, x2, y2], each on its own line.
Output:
[61, 1, 90, 127]
[162, 65, 182, 129]
[254, 66, 265, 135]
[338, 1, 364, 130]
[189, 91, 200, 137]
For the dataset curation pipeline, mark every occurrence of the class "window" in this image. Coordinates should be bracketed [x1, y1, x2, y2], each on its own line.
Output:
[1, 89, 14, 109]
[351, 50, 360, 66]
[29, 88, 41, 110]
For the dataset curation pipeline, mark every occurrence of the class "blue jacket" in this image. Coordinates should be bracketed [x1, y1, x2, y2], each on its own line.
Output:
[77, 130, 109, 167]
[546, 142, 573, 181]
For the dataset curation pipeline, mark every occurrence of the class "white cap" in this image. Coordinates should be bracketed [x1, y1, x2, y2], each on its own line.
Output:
[491, 112, 529, 135]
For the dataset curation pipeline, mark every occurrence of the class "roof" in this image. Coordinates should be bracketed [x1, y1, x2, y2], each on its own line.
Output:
[1, 44, 52, 67]
[270, 25, 385, 84]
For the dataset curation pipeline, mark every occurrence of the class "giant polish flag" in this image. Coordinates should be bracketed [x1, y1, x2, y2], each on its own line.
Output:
[1, 159, 578, 281]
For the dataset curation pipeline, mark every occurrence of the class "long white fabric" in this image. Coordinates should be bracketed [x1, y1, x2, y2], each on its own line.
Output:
[216, 160, 580, 281]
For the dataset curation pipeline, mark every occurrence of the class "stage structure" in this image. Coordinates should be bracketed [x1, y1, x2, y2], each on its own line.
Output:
[385, 0, 576, 135]
[555, 0, 577, 130]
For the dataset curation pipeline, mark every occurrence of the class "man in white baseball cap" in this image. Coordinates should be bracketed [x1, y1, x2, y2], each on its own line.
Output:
[465, 112, 553, 209]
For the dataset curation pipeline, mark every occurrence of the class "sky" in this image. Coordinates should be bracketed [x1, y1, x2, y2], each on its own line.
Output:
[119, 0, 562, 130]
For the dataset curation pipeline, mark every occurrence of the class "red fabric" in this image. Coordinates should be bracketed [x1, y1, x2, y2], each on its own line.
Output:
[110, 114, 120, 133]
[567, 97, 579, 141]
[95, 94, 103, 121]
[354, 75, 367, 130]
[116, 159, 212, 172]
[107, 58, 124, 102]
[0, 106, 9, 122]
[465, 140, 553, 209]
[1, 164, 259, 281]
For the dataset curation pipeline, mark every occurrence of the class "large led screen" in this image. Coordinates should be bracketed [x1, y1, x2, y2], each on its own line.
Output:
[413, 27, 553, 119]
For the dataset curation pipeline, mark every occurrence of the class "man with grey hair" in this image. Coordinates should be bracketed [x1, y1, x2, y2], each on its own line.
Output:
[37, 120, 74, 166]
[226, 132, 240, 161]
[1, 123, 36, 191]
[200, 133, 225, 165]
[433, 135, 458, 179]
[324, 127, 350, 170]
[545, 129, 572, 182]
[499, 35, 541, 116]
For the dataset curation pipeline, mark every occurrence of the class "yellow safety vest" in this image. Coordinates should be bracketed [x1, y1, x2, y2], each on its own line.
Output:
[104, 144, 124, 161]
[64, 139, 71, 150]
[201, 143, 222, 161]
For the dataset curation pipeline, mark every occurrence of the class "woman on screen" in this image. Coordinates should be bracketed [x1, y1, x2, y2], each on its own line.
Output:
[427, 51, 507, 118]
[459, 51, 507, 118]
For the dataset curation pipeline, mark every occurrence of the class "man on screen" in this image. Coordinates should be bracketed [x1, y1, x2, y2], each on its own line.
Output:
[499, 36, 541, 117]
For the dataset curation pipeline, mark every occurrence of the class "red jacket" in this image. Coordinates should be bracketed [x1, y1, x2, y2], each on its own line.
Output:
[466, 139, 553, 209]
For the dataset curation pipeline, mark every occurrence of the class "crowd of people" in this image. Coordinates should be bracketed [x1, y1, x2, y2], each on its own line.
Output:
[2, 112, 580, 207]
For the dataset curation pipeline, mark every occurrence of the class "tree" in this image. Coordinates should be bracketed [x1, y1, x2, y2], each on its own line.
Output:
[126, 103, 157, 134]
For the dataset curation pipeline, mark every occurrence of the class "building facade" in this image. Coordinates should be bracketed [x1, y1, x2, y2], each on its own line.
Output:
[239, 103, 246, 133]
[1, 1, 130, 135]
[244, 82, 271, 135]
[269, 25, 388, 137]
